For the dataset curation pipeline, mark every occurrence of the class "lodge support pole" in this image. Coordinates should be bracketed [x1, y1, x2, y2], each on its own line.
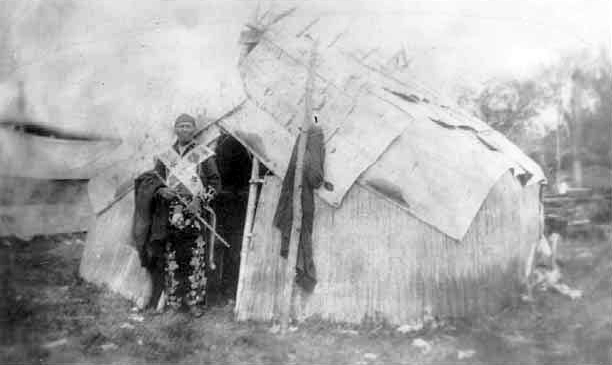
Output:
[279, 40, 317, 334]
[555, 99, 562, 188]
[570, 70, 583, 187]
[235, 157, 260, 317]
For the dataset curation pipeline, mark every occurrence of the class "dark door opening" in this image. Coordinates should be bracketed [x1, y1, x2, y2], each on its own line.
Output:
[208, 133, 252, 304]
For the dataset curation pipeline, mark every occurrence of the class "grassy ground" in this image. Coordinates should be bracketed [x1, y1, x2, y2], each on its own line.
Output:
[1, 229, 611, 364]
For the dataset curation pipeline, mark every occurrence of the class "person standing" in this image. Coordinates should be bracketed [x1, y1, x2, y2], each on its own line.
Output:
[133, 113, 221, 317]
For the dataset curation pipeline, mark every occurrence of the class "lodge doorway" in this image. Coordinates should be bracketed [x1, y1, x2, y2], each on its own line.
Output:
[208, 133, 253, 304]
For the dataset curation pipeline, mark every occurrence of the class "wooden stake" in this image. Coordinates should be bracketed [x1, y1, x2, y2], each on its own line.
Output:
[235, 157, 260, 316]
[570, 75, 583, 187]
[555, 99, 562, 188]
[279, 41, 318, 334]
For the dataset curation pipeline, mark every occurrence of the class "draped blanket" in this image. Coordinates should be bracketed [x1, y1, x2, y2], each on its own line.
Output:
[273, 126, 325, 292]
[131, 171, 166, 268]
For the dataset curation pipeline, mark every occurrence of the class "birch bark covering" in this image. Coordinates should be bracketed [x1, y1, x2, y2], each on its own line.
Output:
[236, 10, 545, 240]
[235, 171, 539, 324]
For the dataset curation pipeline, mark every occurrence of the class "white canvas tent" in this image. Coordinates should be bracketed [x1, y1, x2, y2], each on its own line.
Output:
[0, 0, 248, 238]
[0, 82, 115, 238]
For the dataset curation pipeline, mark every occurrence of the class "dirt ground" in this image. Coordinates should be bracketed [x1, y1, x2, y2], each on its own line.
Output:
[1, 229, 611, 365]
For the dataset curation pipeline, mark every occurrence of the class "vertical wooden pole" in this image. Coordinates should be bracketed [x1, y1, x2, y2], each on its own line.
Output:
[570, 71, 583, 187]
[555, 99, 563, 189]
[279, 41, 317, 334]
[235, 157, 260, 317]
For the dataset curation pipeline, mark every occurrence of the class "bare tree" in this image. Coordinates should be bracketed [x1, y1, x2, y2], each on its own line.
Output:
[460, 47, 611, 186]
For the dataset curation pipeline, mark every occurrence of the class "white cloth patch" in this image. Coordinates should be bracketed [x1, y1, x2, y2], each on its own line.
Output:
[157, 144, 215, 196]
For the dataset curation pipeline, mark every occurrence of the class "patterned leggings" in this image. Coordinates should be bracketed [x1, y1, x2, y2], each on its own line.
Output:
[164, 230, 208, 309]
[164, 198, 209, 310]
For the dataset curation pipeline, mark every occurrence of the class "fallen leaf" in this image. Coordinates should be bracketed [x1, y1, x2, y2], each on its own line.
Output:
[42, 338, 68, 349]
[397, 322, 423, 334]
[363, 353, 378, 360]
[120, 322, 135, 330]
[411, 338, 431, 353]
[101, 343, 118, 351]
[129, 314, 145, 322]
[457, 349, 476, 359]
[503, 333, 531, 346]
[337, 329, 359, 335]
[520, 294, 534, 303]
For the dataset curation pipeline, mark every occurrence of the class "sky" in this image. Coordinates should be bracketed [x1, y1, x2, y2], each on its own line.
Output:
[273, 0, 611, 93]
[0, 0, 609, 137]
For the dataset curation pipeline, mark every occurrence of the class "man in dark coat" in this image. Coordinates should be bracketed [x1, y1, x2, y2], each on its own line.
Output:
[133, 113, 221, 316]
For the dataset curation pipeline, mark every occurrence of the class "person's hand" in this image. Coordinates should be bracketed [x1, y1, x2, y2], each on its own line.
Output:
[158, 187, 176, 200]
[323, 181, 334, 191]
[186, 197, 202, 216]
[201, 186, 216, 204]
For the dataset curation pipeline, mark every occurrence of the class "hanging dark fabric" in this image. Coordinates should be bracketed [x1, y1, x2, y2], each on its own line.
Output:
[273, 125, 325, 292]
